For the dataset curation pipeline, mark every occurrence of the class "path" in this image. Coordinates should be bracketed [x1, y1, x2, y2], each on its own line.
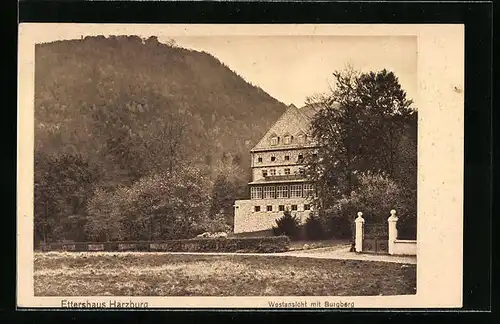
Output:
[280, 244, 417, 264]
[150, 244, 416, 264]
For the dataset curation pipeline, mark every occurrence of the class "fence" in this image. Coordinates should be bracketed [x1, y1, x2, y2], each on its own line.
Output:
[354, 210, 416, 256]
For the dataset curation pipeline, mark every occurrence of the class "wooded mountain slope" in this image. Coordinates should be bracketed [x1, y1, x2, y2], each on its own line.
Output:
[34, 36, 287, 243]
[35, 36, 287, 182]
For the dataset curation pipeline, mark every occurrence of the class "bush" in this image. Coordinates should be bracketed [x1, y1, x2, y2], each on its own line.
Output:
[195, 210, 232, 235]
[327, 215, 353, 239]
[85, 167, 213, 242]
[395, 187, 417, 240]
[272, 210, 301, 240]
[329, 171, 411, 226]
[39, 236, 291, 253]
[397, 214, 417, 240]
[304, 214, 325, 240]
[303, 210, 352, 240]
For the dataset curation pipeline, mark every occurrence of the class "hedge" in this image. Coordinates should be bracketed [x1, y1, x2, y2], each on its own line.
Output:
[38, 236, 290, 253]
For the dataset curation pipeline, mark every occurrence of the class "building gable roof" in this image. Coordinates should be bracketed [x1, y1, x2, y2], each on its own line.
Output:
[251, 103, 321, 151]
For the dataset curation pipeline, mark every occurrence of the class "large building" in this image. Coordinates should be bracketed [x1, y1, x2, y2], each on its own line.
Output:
[233, 104, 321, 234]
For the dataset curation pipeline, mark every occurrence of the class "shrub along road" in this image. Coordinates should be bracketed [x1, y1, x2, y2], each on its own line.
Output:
[116, 246, 416, 265]
[34, 252, 416, 296]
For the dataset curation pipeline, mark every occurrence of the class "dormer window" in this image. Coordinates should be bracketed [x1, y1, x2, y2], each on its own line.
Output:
[271, 136, 279, 146]
[297, 134, 305, 144]
[283, 135, 291, 145]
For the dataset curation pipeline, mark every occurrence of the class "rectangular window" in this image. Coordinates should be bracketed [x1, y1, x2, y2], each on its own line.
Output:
[298, 154, 304, 160]
[291, 205, 298, 211]
[254, 206, 261, 212]
[266, 205, 273, 212]
[269, 169, 276, 176]
[279, 205, 285, 211]
[271, 156, 276, 162]
[304, 204, 310, 211]
[284, 136, 291, 144]
[284, 168, 291, 175]
[263, 186, 276, 199]
[290, 184, 302, 198]
[284, 155, 290, 161]
[257, 157, 262, 162]
[262, 170, 268, 177]
[303, 183, 315, 197]
[276, 185, 289, 198]
[251, 187, 263, 199]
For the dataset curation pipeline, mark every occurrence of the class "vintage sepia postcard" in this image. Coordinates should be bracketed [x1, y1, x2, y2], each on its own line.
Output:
[17, 23, 464, 309]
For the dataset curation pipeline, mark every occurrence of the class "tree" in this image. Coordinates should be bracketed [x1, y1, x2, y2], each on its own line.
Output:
[332, 172, 407, 222]
[304, 67, 365, 208]
[85, 166, 213, 241]
[305, 67, 416, 208]
[33, 36, 296, 243]
[355, 69, 415, 178]
[84, 187, 127, 241]
[303, 67, 417, 239]
[272, 210, 301, 240]
[209, 175, 235, 225]
[196, 209, 232, 234]
[34, 151, 101, 244]
[304, 214, 325, 240]
[208, 155, 248, 229]
[89, 97, 204, 182]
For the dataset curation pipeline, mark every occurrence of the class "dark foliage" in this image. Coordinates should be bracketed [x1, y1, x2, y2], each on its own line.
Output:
[304, 214, 325, 240]
[304, 67, 417, 239]
[272, 210, 301, 240]
[39, 236, 291, 253]
[397, 216, 417, 240]
[327, 215, 353, 239]
[34, 36, 287, 243]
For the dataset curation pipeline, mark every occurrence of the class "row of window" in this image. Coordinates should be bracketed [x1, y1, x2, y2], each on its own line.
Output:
[270, 134, 307, 146]
[250, 184, 315, 199]
[254, 204, 311, 212]
[262, 168, 303, 177]
[257, 153, 317, 163]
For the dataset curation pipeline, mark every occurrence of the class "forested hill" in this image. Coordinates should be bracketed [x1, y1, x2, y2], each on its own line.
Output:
[34, 36, 287, 243]
[35, 35, 287, 180]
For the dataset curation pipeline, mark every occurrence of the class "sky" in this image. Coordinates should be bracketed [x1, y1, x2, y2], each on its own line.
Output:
[33, 30, 417, 107]
[168, 35, 417, 107]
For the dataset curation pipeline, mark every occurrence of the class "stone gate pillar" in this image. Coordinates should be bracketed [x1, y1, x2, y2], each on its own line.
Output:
[355, 212, 365, 253]
[388, 209, 399, 255]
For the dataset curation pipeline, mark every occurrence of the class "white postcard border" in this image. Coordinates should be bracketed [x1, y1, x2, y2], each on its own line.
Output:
[17, 23, 464, 309]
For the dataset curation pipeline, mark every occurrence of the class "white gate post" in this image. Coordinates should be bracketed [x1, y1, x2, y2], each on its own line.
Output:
[388, 209, 399, 255]
[355, 212, 365, 252]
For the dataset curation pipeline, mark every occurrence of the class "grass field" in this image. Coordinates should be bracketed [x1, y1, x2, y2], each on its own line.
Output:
[34, 252, 416, 296]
